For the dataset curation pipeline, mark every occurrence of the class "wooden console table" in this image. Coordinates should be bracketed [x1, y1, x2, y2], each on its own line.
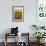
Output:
[4, 33, 18, 46]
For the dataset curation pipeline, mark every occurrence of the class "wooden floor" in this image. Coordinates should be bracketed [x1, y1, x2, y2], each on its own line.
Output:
[0, 42, 46, 46]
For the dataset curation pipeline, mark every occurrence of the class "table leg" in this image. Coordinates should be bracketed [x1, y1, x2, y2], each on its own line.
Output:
[5, 34, 7, 46]
[16, 34, 18, 46]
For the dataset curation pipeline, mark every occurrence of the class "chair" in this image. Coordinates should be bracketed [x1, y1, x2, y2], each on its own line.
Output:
[4, 27, 19, 46]
[18, 33, 30, 46]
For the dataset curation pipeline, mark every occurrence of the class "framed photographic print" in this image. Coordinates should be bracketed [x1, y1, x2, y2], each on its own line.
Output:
[12, 6, 24, 22]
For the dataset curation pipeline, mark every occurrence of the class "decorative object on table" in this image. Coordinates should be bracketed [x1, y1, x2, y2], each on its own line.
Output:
[5, 27, 19, 38]
[11, 27, 19, 34]
[12, 6, 24, 22]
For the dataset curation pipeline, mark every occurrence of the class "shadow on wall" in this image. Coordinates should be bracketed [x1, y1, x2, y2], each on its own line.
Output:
[2, 28, 11, 34]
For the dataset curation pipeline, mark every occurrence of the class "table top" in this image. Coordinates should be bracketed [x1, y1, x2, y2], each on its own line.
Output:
[6, 33, 17, 36]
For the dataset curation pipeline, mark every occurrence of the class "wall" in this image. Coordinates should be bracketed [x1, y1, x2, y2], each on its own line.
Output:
[0, 0, 37, 42]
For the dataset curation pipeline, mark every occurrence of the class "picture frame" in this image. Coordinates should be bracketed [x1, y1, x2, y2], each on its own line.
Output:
[12, 6, 24, 22]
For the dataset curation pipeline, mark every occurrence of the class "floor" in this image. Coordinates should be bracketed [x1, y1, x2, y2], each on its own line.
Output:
[0, 42, 46, 46]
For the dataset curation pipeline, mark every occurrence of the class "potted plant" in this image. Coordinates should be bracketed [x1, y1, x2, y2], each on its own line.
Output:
[32, 24, 45, 30]
[32, 25, 39, 30]
[33, 32, 46, 43]
[40, 26, 45, 29]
